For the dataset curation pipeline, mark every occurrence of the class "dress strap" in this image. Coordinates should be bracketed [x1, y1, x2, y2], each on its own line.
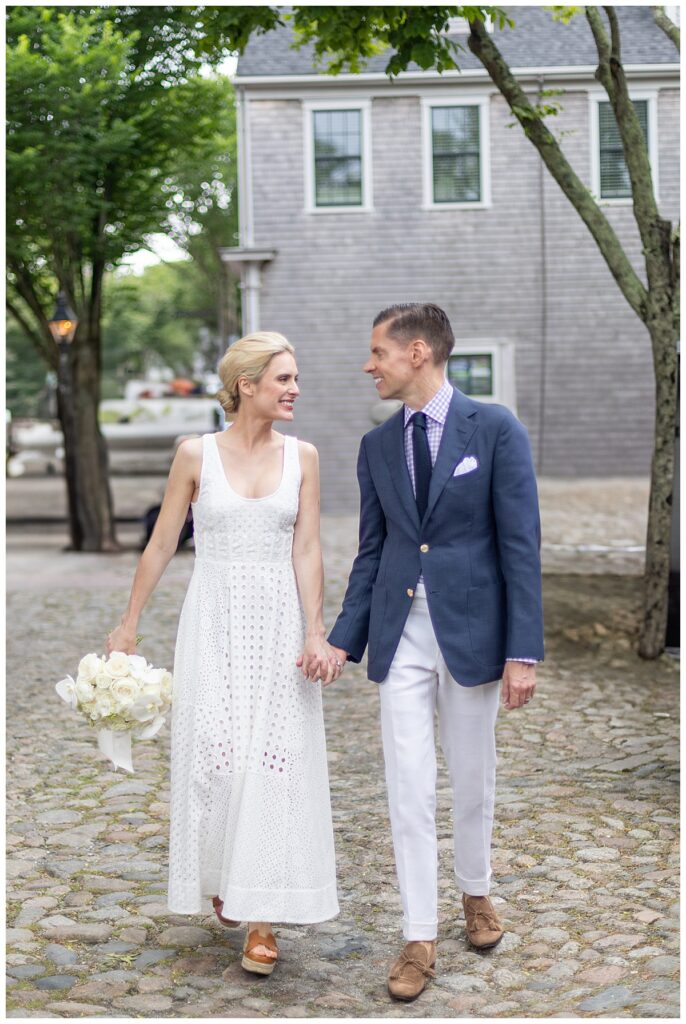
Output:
[199, 432, 223, 495]
[285, 434, 301, 490]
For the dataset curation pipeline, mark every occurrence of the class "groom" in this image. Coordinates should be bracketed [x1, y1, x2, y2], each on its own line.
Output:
[328, 303, 543, 1001]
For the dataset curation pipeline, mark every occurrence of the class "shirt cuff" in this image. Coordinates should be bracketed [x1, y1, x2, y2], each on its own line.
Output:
[505, 658, 539, 664]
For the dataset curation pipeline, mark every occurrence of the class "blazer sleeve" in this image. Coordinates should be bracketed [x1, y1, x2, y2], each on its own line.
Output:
[327, 436, 386, 663]
[491, 411, 544, 662]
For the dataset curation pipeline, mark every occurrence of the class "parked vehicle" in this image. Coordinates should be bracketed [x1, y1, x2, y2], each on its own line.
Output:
[7, 394, 225, 476]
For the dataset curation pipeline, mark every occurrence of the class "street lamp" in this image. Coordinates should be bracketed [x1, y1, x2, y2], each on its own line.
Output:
[48, 290, 78, 346]
[48, 289, 79, 422]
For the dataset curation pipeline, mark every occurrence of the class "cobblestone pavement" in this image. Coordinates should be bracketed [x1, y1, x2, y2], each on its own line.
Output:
[6, 497, 679, 1019]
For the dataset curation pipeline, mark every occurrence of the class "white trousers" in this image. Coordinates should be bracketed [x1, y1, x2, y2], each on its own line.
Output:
[378, 583, 501, 941]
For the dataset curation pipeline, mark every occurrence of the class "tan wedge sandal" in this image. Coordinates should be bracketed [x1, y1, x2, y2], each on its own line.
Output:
[242, 928, 278, 975]
[211, 896, 240, 928]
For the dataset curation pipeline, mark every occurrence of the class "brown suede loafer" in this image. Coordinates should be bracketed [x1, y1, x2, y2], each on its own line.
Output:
[462, 894, 504, 949]
[387, 940, 436, 1001]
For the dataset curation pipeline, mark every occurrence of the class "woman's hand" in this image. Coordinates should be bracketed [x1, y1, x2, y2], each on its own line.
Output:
[106, 623, 138, 656]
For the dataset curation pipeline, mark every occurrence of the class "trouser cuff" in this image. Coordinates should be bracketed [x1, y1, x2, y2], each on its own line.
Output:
[456, 874, 491, 897]
[403, 918, 438, 941]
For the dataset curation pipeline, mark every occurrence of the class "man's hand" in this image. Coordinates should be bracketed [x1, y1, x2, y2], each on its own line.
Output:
[328, 646, 348, 684]
[296, 642, 348, 686]
[502, 661, 536, 710]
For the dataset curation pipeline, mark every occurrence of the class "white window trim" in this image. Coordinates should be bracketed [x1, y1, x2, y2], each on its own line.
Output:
[303, 99, 373, 214]
[448, 341, 516, 412]
[589, 89, 660, 206]
[421, 95, 492, 210]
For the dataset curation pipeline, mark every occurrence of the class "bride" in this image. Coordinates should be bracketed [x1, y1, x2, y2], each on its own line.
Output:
[107, 332, 341, 974]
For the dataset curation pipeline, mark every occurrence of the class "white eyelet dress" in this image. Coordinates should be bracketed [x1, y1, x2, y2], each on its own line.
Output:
[167, 432, 339, 923]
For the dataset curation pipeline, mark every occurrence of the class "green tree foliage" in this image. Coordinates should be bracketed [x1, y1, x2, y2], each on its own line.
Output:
[6, 6, 240, 549]
[6, 320, 54, 420]
[100, 260, 225, 399]
[286, 5, 510, 74]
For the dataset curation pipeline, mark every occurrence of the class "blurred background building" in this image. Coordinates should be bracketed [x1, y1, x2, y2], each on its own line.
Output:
[222, 6, 679, 512]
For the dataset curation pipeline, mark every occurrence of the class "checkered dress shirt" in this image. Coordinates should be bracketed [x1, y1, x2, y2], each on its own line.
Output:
[403, 378, 537, 665]
[403, 377, 453, 489]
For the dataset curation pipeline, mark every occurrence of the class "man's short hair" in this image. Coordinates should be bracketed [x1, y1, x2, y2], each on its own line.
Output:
[373, 303, 455, 365]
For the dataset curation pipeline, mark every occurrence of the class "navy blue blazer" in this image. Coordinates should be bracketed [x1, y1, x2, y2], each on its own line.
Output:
[328, 386, 544, 686]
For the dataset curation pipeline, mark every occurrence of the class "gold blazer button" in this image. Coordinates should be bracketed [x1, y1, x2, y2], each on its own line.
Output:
[406, 588, 414, 598]
[420, 543, 429, 553]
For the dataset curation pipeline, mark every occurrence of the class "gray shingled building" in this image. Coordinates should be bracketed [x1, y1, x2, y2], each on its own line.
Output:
[221, 7, 680, 512]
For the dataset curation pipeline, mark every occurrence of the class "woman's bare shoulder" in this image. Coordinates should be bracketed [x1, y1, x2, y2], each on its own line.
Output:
[297, 439, 318, 461]
[171, 435, 205, 479]
[297, 439, 319, 470]
[175, 435, 205, 458]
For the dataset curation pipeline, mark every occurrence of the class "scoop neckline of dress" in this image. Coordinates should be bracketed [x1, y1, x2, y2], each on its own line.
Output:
[212, 430, 287, 502]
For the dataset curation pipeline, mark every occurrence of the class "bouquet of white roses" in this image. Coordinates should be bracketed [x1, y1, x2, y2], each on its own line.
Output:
[56, 651, 173, 773]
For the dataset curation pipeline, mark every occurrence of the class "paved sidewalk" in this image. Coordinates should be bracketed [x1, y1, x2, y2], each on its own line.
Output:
[6, 505, 679, 1019]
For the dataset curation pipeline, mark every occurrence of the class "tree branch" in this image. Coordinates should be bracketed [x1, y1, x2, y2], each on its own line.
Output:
[653, 6, 680, 51]
[467, 18, 648, 320]
[594, 15, 673, 301]
[605, 6, 622, 62]
[586, 6, 611, 63]
[7, 259, 61, 348]
[671, 225, 680, 329]
[6, 297, 59, 370]
[586, 7, 613, 92]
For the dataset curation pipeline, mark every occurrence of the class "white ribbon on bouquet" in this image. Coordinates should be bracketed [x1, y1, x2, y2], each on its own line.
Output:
[56, 672, 167, 773]
[96, 716, 165, 773]
[97, 728, 135, 773]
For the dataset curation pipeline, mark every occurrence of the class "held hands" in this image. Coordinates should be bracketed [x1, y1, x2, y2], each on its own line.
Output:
[502, 661, 536, 710]
[296, 636, 347, 686]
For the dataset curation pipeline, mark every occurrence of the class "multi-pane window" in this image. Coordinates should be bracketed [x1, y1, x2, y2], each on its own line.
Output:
[598, 100, 648, 198]
[448, 353, 494, 397]
[431, 105, 481, 203]
[313, 109, 363, 207]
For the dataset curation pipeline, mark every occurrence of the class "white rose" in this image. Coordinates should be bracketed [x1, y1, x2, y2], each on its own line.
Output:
[55, 675, 78, 710]
[110, 676, 142, 707]
[76, 678, 95, 703]
[95, 672, 113, 691]
[77, 653, 103, 683]
[94, 691, 116, 718]
[104, 651, 132, 678]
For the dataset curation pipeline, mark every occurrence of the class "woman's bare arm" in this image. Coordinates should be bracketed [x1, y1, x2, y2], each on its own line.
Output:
[106, 438, 201, 654]
[292, 442, 339, 684]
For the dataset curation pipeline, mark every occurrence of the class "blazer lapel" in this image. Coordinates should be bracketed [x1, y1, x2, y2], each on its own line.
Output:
[382, 409, 420, 530]
[424, 389, 478, 525]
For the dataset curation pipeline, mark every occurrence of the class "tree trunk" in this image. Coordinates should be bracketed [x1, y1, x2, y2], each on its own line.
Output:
[72, 329, 118, 551]
[56, 321, 118, 552]
[638, 304, 679, 658]
[56, 345, 83, 551]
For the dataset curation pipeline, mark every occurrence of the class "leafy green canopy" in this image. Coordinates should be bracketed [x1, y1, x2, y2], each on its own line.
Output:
[286, 6, 510, 75]
[6, 5, 241, 326]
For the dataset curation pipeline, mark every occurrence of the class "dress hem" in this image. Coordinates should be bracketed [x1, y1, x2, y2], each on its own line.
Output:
[167, 881, 339, 923]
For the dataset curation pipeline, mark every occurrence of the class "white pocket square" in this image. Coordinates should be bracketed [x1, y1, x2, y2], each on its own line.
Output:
[453, 455, 479, 477]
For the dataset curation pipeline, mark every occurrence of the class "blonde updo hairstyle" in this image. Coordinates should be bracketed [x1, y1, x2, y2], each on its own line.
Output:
[217, 331, 294, 417]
